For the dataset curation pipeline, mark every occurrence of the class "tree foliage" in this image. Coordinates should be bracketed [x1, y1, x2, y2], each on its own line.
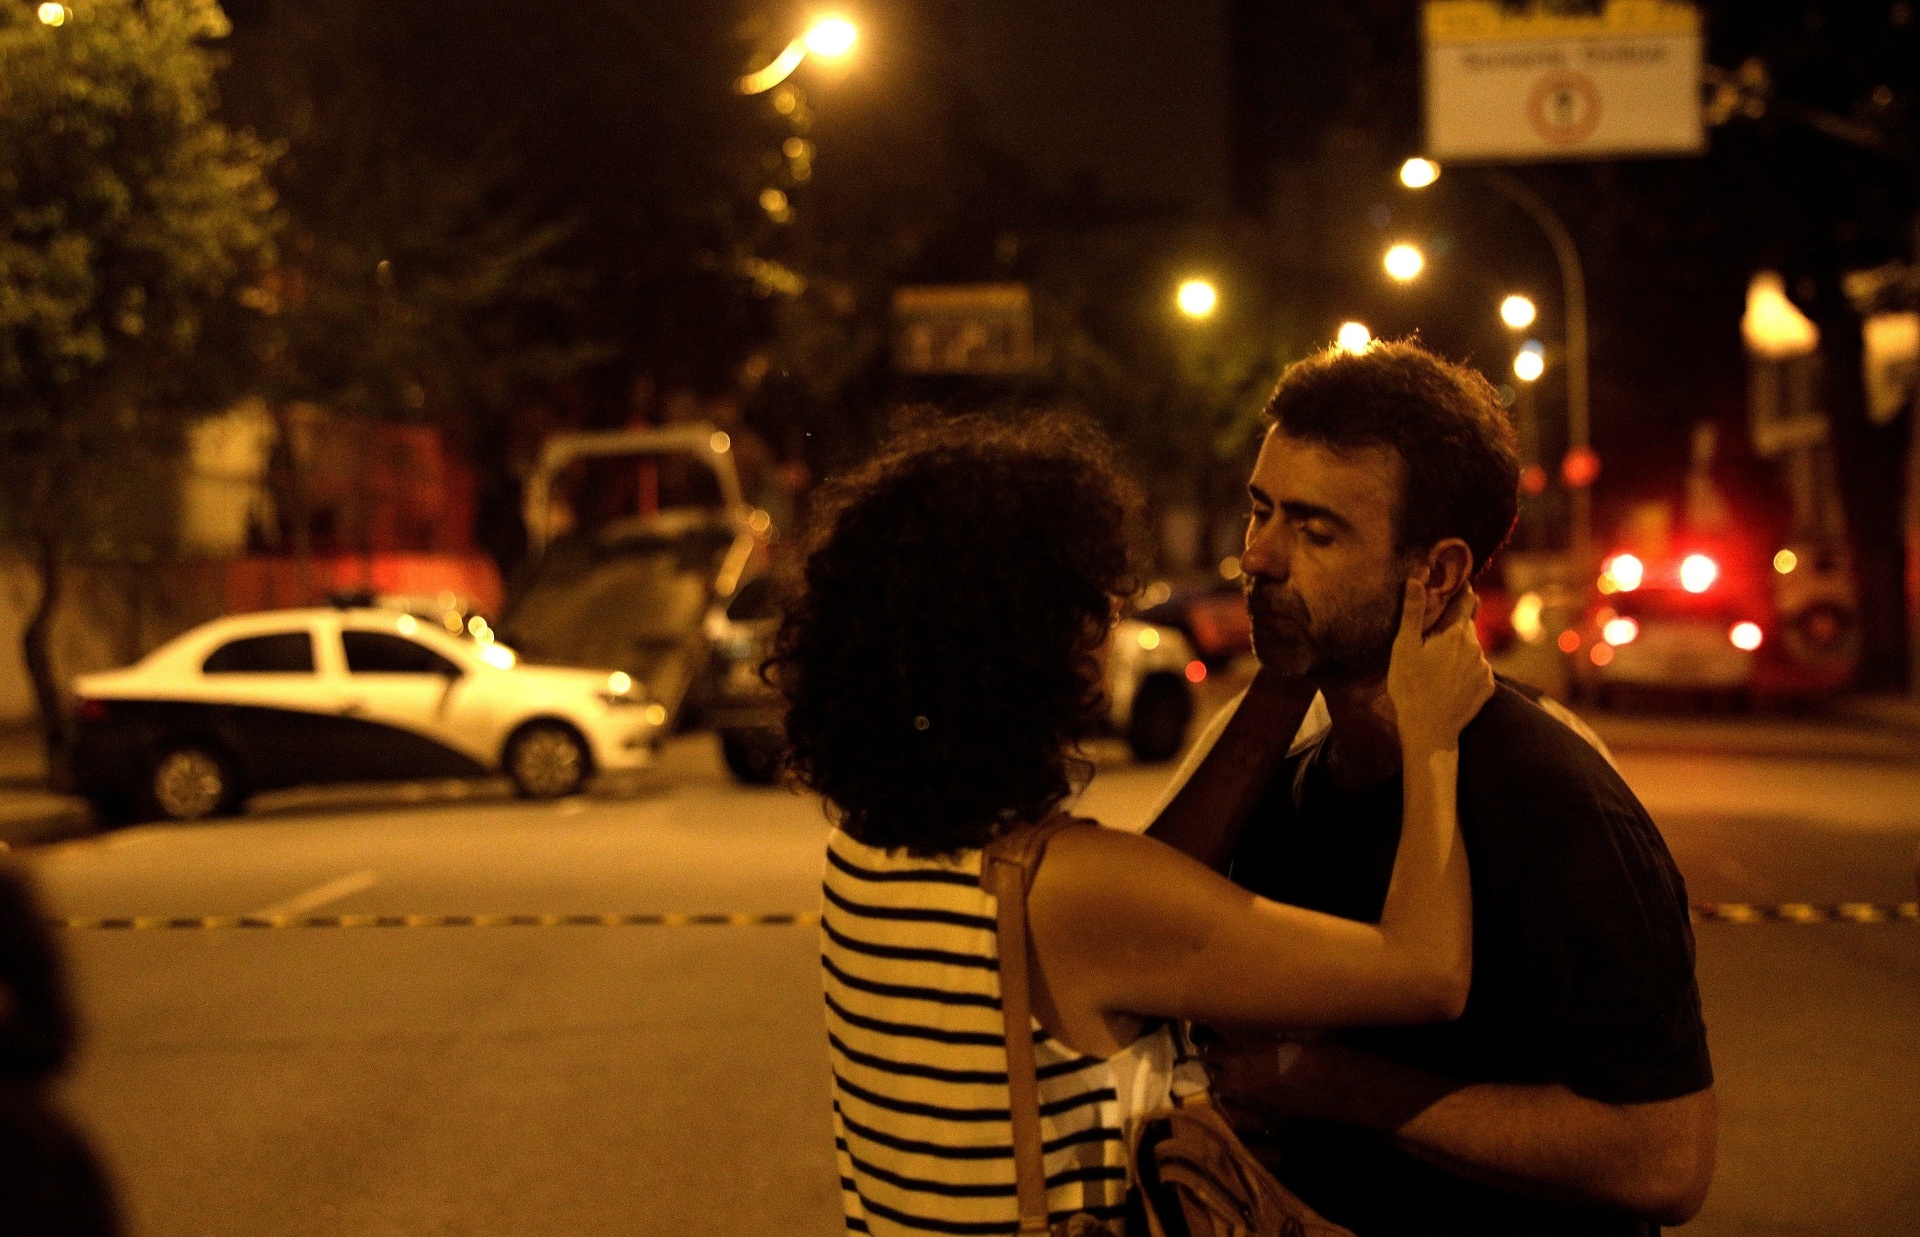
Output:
[0, 0, 276, 744]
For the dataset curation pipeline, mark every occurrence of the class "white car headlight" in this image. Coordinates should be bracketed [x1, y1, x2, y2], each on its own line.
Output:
[600, 671, 649, 707]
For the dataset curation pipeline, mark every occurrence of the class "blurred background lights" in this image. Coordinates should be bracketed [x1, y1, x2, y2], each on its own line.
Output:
[1511, 591, 1545, 643]
[710, 430, 732, 453]
[1730, 621, 1765, 651]
[1557, 629, 1582, 654]
[1741, 271, 1820, 359]
[1680, 553, 1719, 593]
[803, 17, 858, 58]
[607, 671, 633, 695]
[1773, 548, 1798, 575]
[1602, 616, 1640, 646]
[1384, 243, 1425, 282]
[1605, 553, 1645, 592]
[1184, 660, 1208, 684]
[1218, 555, 1242, 581]
[1500, 295, 1538, 330]
[38, 3, 68, 26]
[1399, 157, 1440, 189]
[1335, 322, 1372, 354]
[758, 188, 790, 220]
[1137, 628, 1161, 650]
[1589, 642, 1614, 667]
[1175, 278, 1218, 319]
[1513, 348, 1545, 382]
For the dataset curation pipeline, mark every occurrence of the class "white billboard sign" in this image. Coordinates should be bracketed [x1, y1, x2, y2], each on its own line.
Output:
[1425, 1, 1704, 162]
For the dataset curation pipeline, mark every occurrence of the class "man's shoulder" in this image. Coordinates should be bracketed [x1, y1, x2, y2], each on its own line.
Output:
[1457, 682, 1646, 825]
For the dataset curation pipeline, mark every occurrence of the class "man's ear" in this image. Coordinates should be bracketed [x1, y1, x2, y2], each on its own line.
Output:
[1417, 539, 1474, 631]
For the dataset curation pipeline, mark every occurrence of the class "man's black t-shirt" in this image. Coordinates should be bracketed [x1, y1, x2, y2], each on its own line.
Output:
[1226, 682, 1712, 1237]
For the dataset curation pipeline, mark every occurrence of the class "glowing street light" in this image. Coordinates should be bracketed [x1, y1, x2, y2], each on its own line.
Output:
[37, 3, 70, 25]
[738, 16, 859, 95]
[1514, 339, 1546, 382]
[1175, 278, 1219, 320]
[1384, 243, 1425, 282]
[1500, 295, 1538, 330]
[1335, 322, 1373, 355]
[1399, 158, 1441, 189]
[803, 17, 858, 57]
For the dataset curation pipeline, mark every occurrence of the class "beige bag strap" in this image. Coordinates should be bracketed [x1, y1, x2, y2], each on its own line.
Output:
[983, 812, 1089, 1237]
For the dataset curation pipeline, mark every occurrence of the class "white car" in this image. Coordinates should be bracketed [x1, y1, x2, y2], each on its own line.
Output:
[70, 606, 667, 822]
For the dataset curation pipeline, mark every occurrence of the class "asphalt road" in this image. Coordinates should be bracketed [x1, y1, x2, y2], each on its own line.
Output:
[19, 717, 1920, 1237]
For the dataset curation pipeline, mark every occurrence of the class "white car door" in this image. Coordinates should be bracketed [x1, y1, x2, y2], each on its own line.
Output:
[333, 622, 497, 777]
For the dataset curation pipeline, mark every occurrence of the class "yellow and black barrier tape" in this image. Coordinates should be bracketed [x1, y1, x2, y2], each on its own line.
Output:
[49, 911, 824, 931]
[1691, 901, 1919, 925]
[41, 904, 1920, 931]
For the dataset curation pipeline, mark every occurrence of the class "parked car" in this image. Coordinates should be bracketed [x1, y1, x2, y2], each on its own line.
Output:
[1564, 550, 1771, 706]
[1136, 580, 1253, 668]
[694, 574, 786, 784]
[700, 598, 1205, 785]
[70, 605, 667, 822]
[498, 424, 769, 733]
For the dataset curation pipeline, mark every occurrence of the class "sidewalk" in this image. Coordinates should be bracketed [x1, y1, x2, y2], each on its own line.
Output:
[0, 727, 92, 852]
[1579, 694, 1920, 763]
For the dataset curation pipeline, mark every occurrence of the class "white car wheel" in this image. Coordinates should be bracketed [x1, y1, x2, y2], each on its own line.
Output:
[507, 723, 589, 799]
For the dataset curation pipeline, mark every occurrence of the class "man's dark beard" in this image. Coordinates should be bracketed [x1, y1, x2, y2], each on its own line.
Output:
[1245, 575, 1404, 683]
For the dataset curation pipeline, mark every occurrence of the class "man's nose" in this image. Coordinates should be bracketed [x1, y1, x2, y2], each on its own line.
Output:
[1241, 517, 1291, 582]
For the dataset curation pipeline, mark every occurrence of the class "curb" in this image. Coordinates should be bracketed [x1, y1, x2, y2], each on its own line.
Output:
[0, 803, 96, 852]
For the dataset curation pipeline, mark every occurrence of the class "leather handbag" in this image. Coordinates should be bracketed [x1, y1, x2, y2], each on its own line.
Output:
[984, 817, 1355, 1237]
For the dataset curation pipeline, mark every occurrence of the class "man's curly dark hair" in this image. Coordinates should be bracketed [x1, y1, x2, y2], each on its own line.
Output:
[769, 412, 1143, 857]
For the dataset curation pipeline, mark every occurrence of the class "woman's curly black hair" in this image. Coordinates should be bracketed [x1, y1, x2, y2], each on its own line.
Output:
[769, 412, 1143, 857]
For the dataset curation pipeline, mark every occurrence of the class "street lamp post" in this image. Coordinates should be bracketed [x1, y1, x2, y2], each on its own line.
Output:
[737, 17, 858, 95]
[1402, 159, 1594, 570]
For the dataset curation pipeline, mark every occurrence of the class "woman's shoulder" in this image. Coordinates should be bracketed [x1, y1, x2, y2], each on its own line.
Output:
[1034, 820, 1240, 931]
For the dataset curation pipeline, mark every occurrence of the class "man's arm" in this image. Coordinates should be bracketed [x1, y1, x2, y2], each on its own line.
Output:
[1143, 670, 1318, 871]
[1207, 1040, 1716, 1224]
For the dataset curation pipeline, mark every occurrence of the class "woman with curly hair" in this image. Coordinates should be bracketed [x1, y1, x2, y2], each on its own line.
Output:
[772, 413, 1490, 1236]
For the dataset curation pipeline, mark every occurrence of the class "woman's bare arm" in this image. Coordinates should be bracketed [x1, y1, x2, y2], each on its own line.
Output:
[1029, 581, 1489, 1041]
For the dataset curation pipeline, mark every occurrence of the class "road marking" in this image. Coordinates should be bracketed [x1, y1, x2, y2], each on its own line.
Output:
[41, 904, 1920, 931]
[249, 870, 379, 919]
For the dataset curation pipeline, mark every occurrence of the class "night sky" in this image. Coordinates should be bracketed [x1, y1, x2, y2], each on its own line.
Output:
[954, 0, 1232, 212]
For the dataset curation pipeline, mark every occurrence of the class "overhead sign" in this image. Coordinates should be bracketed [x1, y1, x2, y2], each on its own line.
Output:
[1424, 1, 1704, 162]
[891, 284, 1035, 376]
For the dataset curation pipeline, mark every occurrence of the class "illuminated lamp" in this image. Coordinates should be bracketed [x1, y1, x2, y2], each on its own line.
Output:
[1603, 554, 1644, 592]
[1679, 554, 1718, 594]
[1602, 617, 1640, 646]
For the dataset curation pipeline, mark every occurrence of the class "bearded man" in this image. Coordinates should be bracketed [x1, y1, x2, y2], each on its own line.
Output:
[1147, 340, 1715, 1236]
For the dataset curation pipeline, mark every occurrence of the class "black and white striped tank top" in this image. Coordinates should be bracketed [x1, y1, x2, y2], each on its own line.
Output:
[821, 826, 1141, 1235]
